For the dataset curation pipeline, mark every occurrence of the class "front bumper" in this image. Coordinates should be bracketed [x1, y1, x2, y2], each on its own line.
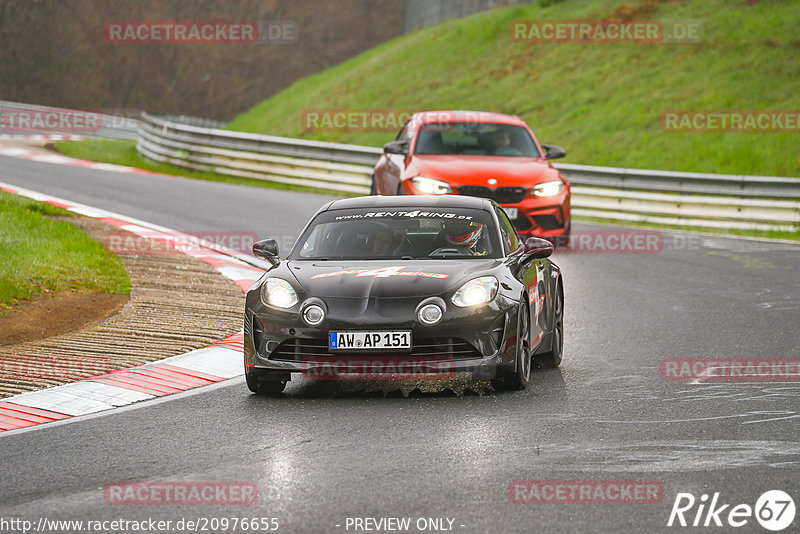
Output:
[244, 294, 520, 380]
[509, 201, 570, 238]
[401, 180, 571, 238]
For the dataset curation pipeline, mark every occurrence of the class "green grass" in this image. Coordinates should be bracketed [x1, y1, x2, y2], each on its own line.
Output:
[0, 191, 130, 307]
[226, 0, 800, 178]
[52, 139, 354, 197]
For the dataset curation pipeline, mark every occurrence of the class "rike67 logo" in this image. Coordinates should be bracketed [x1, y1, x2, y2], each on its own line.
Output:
[668, 490, 795, 531]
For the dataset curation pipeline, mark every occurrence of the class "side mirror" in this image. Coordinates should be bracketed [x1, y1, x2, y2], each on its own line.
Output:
[542, 144, 566, 160]
[383, 141, 408, 156]
[523, 237, 554, 259]
[253, 239, 280, 266]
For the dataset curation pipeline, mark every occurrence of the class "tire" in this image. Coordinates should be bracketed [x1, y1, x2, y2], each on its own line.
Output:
[369, 174, 378, 195]
[491, 302, 532, 391]
[246, 370, 287, 396]
[536, 283, 563, 368]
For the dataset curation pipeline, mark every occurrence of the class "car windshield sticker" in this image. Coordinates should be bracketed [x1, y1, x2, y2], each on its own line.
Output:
[335, 211, 474, 221]
[310, 266, 449, 280]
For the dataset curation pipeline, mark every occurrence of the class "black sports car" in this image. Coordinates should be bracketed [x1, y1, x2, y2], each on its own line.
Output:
[244, 195, 564, 395]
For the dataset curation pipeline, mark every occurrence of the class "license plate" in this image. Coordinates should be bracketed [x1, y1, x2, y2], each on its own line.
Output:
[329, 331, 412, 350]
[502, 207, 518, 219]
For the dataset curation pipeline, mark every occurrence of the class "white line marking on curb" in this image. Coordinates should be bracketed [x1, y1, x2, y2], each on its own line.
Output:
[160, 347, 244, 379]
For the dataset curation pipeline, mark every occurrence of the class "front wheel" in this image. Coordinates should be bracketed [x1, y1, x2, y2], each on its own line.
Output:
[536, 283, 563, 368]
[246, 370, 287, 396]
[491, 302, 531, 391]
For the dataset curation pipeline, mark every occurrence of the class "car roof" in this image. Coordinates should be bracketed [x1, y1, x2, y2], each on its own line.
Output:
[323, 195, 491, 212]
[410, 110, 526, 127]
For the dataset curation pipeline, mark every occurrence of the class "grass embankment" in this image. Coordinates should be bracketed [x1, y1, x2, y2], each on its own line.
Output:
[0, 191, 130, 306]
[227, 0, 799, 179]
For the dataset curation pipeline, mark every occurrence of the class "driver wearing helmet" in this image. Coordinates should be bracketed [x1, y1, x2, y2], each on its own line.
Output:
[440, 219, 488, 256]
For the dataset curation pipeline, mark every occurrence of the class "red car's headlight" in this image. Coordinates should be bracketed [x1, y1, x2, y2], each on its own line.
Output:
[531, 180, 565, 197]
[411, 176, 453, 195]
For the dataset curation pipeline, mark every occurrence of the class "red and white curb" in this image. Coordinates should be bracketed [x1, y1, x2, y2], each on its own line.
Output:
[0, 182, 268, 432]
[0, 140, 167, 176]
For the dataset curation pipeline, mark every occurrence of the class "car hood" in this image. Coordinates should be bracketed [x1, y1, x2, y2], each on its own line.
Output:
[409, 155, 562, 187]
[283, 259, 502, 299]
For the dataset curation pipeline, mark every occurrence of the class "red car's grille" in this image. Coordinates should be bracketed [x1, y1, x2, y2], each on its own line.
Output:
[456, 186, 528, 204]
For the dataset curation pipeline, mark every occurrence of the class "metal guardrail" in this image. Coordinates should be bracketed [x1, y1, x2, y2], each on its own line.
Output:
[136, 113, 800, 231]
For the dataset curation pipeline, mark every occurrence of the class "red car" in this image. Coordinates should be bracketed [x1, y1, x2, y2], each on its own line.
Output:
[372, 111, 570, 239]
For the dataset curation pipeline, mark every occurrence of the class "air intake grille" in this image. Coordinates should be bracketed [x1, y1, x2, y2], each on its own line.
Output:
[269, 337, 481, 361]
[457, 186, 527, 204]
[532, 214, 564, 230]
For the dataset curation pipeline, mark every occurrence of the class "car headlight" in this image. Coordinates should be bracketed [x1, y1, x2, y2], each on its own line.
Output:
[411, 176, 453, 195]
[261, 278, 298, 308]
[451, 277, 498, 307]
[531, 180, 565, 197]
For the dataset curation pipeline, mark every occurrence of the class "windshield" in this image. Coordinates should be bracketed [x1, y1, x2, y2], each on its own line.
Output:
[413, 122, 541, 157]
[291, 208, 501, 260]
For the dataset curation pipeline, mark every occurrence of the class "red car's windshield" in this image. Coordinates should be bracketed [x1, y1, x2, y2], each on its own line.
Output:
[414, 122, 541, 157]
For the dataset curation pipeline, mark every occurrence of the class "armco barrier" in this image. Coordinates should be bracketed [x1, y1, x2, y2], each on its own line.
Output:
[136, 113, 800, 231]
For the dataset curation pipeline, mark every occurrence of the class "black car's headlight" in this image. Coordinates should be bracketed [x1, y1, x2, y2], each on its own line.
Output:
[451, 276, 498, 307]
[531, 180, 565, 197]
[411, 176, 453, 195]
[261, 278, 298, 308]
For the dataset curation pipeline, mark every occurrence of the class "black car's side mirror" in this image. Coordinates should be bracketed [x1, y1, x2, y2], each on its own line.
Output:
[523, 237, 554, 259]
[383, 141, 408, 156]
[253, 239, 280, 266]
[542, 144, 566, 160]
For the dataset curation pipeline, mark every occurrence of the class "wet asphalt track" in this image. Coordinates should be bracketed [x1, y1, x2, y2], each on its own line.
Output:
[1, 153, 799, 533]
